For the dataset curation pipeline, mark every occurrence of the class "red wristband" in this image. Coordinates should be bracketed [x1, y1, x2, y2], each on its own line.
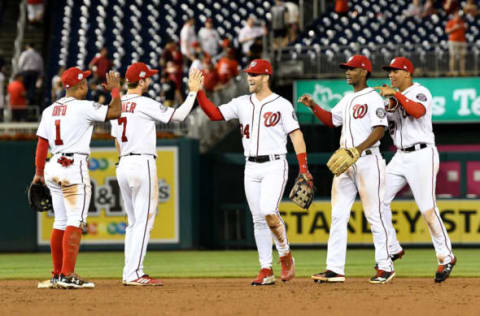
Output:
[297, 152, 308, 173]
[111, 87, 120, 99]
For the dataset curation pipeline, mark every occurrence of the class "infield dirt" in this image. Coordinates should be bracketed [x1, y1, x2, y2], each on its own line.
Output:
[1, 278, 479, 316]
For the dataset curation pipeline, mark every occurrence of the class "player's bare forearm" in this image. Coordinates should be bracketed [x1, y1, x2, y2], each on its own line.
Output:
[355, 126, 385, 154]
[289, 129, 306, 155]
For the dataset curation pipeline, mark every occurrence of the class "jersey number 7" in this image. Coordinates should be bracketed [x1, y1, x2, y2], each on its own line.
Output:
[118, 117, 128, 142]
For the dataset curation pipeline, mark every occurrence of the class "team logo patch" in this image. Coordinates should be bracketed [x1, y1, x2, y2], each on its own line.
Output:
[139, 71, 146, 78]
[250, 61, 257, 67]
[352, 104, 368, 119]
[264, 111, 281, 127]
[292, 111, 298, 121]
[416, 93, 427, 102]
[376, 107, 386, 119]
[92, 102, 102, 110]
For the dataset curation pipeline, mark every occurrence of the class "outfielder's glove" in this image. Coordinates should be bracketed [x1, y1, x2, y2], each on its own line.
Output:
[27, 182, 53, 212]
[327, 147, 360, 176]
[289, 173, 315, 209]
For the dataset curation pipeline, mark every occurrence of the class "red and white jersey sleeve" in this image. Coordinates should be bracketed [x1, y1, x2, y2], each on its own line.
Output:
[110, 94, 175, 156]
[36, 96, 108, 154]
[219, 93, 300, 157]
[332, 87, 387, 148]
[387, 83, 435, 149]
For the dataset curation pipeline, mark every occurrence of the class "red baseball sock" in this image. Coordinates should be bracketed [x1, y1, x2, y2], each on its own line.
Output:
[60, 226, 82, 276]
[50, 229, 64, 276]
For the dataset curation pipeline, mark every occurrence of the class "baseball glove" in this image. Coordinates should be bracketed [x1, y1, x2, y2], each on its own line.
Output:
[27, 182, 53, 212]
[327, 147, 360, 176]
[289, 173, 315, 209]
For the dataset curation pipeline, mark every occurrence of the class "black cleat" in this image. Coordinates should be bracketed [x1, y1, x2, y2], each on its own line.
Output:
[312, 270, 345, 283]
[435, 257, 456, 283]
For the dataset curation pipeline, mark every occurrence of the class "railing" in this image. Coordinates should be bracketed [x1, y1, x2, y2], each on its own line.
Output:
[273, 43, 480, 80]
[10, 0, 26, 80]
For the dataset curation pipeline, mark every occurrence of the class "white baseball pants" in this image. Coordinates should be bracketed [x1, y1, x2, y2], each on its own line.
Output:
[383, 146, 454, 264]
[326, 150, 393, 274]
[116, 155, 158, 282]
[44, 154, 91, 230]
[244, 158, 290, 269]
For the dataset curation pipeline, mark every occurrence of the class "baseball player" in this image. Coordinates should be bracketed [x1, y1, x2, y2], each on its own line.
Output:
[375, 57, 456, 283]
[110, 63, 204, 286]
[34, 67, 122, 289]
[196, 59, 312, 286]
[298, 55, 395, 284]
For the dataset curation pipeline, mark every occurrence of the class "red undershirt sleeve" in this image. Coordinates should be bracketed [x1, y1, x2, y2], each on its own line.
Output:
[311, 104, 334, 127]
[394, 92, 426, 119]
[197, 90, 225, 121]
[35, 136, 49, 176]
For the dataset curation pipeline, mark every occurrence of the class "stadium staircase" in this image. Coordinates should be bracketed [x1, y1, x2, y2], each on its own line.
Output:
[45, 0, 274, 152]
[0, 1, 21, 79]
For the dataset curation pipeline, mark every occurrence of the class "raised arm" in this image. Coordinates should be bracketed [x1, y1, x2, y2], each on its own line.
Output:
[171, 69, 204, 122]
[197, 90, 225, 121]
[374, 85, 426, 118]
[297, 94, 334, 127]
[103, 70, 122, 121]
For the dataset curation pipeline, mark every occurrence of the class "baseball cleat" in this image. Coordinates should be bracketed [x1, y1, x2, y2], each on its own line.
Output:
[435, 256, 456, 283]
[251, 268, 275, 286]
[311, 270, 345, 283]
[369, 270, 395, 284]
[280, 252, 295, 282]
[37, 275, 59, 289]
[391, 249, 405, 261]
[124, 275, 163, 286]
[57, 273, 95, 289]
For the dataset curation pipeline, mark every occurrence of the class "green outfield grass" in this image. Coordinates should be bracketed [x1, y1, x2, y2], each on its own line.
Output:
[0, 249, 478, 280]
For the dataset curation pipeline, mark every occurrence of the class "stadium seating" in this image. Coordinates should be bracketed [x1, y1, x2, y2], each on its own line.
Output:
[47, 0, 274, 102]
[286, 0, 480, 76]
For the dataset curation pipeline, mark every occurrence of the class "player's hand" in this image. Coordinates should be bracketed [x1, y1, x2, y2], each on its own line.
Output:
[297, 94, 315, 109]
[374, 85, 397, 97]
[32, 174, 45, 185]
[188, 69, 204, 92]
[103, 70, 121, 91]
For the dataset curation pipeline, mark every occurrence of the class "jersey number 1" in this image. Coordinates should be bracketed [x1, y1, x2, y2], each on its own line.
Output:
[118, 117, 128, 142]
[55, 120, 64, 145]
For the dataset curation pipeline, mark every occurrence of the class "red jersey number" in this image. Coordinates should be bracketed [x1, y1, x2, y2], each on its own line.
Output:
[118, 117, 128, 142]
[239, 124, 250, 139]
[54, 120, 64, 145]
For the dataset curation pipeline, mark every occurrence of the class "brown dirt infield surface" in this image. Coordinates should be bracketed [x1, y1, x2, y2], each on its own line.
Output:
[1, 278, 479, 316]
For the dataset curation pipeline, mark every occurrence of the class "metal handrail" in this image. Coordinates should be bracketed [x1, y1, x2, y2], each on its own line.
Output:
[10, 0, 26, 80]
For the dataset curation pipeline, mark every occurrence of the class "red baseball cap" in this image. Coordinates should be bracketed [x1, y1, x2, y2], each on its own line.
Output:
[382, 57, 414, 74]
[243, 59, 273, 75]
[125, 62, 158, 83]
[339, 55, 372, 73]
[61, 67, 91, 89]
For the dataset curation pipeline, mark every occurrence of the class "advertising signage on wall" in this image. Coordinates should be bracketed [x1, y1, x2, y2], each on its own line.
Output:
[294, 78, 480, 123]
[279, 200, 480, 245]
[37, 147, 179, 245]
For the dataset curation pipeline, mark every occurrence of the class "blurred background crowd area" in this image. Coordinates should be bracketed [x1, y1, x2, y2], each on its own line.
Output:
[0, 0, 478, 123]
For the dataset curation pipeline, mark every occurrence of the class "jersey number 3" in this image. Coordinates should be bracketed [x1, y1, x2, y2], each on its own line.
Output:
[118, 117, 128, 142]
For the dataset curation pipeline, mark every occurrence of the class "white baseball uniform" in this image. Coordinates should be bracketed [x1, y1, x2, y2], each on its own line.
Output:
[326, 87, 393, 275]
[219, 93, 299, 269]
[110, 94, 175, 282]
[383, 82, 454, 265]
[37, 96, 108, 229]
